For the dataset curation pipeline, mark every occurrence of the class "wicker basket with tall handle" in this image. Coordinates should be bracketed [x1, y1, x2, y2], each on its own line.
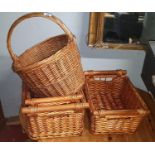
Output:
[7, 12, 85, 97]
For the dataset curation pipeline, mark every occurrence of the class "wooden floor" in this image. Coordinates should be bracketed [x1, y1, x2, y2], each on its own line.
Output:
[39, 89, 155, 142]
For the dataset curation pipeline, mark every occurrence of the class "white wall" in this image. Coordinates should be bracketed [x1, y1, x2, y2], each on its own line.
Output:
[0, 12, 147, 117]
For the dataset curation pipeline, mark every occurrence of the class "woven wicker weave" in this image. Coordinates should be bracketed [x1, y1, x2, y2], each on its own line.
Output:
[20, 84, 89, 141]
[7, 12, 85, 97]
[84, 70, 149, 134]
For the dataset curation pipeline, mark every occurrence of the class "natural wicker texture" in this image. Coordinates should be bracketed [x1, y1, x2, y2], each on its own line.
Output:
[7, 12, 85, 97]
[84, 70, 149, 134]
[20, 84, 89, 141]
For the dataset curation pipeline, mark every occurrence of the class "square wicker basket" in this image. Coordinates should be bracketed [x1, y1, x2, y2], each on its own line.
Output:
[84, 70, 149, 134]
[20, 84, 89, 141]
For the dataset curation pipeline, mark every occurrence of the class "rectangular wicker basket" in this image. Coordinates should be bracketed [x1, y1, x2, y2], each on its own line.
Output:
[20, 84, 89, 141]
[84, 70, 149, 134]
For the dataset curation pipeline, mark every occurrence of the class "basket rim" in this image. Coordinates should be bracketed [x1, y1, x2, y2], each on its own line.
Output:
[20, 83, 86, 115]
[91, 109, 148, 116]
[14, 34, 77, 72]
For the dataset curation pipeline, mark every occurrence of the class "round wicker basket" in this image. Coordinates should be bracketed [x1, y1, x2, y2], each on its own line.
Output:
[7, 12, 85, 97]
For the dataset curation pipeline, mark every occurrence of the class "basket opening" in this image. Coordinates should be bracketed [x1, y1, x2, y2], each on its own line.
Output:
[18, 35, 69, 67]
[87, 76, 142, 111]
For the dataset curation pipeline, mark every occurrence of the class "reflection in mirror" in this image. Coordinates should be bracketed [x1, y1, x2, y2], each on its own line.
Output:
[104, 12, 144, 44]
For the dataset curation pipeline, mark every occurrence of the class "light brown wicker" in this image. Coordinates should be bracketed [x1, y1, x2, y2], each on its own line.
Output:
[84, 70, 149, 134]
[20, 84, 89, 141]
[7, 12, 85, 97]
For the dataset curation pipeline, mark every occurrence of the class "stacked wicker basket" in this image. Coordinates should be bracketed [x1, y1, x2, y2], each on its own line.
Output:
[7, 12, 149, 141]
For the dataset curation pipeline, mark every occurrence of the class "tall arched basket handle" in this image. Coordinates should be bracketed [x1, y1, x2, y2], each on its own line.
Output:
[7, 12, 74, 62]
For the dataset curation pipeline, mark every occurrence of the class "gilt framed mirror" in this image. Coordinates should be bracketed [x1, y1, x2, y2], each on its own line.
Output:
[88, 12, 155, 50]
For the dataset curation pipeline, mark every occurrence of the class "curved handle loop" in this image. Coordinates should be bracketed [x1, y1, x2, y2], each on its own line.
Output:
[7, 12, 74, 62]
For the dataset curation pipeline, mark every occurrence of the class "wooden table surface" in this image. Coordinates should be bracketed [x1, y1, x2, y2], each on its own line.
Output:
[38, 89, 155, 142]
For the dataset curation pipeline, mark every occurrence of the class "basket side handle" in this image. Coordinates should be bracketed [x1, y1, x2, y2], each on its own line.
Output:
[21, 102, 89, 114]
[25, 94, 83, 106]
[7, 12, 74, 62]
[84, 70, 127, 77]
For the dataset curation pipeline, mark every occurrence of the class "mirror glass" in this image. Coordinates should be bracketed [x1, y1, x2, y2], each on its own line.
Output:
[104, 12, 144, 44]
[103, 12, 155, 44]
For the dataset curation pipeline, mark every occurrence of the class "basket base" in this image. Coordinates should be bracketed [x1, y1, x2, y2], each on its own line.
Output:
[27, 131, 83, 141]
